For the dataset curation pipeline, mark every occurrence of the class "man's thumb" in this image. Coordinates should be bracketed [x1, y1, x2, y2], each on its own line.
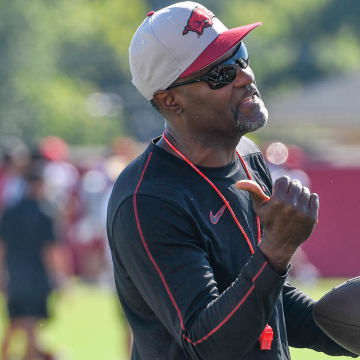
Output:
[235, 180, 270, 208]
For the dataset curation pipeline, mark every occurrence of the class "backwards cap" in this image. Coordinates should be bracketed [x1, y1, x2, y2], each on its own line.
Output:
[129, 1, 261, 100]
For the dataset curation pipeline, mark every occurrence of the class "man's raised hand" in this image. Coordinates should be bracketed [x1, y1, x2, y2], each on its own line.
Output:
[235, 176, 319, 272]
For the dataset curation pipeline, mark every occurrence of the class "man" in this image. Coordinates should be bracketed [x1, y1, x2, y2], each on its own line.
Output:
[107, 2, 356, 359]
[0, 168, 57, 360]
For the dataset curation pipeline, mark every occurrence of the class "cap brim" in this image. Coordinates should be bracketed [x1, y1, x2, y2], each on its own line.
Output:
[179, 22, 262, 78]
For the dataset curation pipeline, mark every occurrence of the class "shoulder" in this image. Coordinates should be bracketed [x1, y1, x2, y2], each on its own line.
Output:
[236, 136, 262, 157]
[107, 146, 189, 233]
[108, 141, 198, 217]
[108, 148, 155, 205]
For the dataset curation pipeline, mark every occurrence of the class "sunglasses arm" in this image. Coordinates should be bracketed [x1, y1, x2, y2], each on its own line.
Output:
[167, 78, 203, 90]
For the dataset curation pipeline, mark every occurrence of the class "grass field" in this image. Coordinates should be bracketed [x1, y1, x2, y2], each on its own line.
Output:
[0, 278, 351, 360]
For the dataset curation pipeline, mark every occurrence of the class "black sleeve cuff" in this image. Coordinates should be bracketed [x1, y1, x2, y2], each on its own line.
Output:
[258, 247, 292, 276]
[242, 247, 290, 293]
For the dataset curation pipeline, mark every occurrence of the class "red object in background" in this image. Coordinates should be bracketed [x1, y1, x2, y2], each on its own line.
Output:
[286, 145, 306, 169]
[41, 136, 69, 161]
[302, 166, 360, 277]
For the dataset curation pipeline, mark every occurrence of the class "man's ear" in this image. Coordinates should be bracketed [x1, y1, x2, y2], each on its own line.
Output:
[153, 91, 183, 115]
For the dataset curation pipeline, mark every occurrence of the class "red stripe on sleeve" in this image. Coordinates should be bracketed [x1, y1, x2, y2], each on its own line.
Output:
[133, 152, 185, 331]
[183, 285, 255, 345]
[252, 261, 268, 283]
[183, 260, 268, 346]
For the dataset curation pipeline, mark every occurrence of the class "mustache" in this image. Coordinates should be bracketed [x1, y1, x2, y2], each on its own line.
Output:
[244, 84, 261, 99]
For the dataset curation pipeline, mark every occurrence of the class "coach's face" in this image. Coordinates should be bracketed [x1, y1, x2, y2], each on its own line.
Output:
[167, 46, 268, 139]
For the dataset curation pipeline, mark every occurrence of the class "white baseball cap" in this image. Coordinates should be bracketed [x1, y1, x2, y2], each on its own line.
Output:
[129, 1, 261, 100]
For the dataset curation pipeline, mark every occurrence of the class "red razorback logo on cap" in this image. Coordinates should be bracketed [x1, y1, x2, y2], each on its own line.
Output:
[183, 6, 214, 36]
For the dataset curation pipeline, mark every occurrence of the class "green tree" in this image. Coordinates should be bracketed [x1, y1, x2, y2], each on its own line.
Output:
[0, 0, 146, 145]
[221, 0, 360, 95]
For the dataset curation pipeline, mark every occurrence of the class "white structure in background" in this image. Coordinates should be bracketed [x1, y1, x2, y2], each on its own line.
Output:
[266, 72, 360, 166]
[268, 73, 360, 127]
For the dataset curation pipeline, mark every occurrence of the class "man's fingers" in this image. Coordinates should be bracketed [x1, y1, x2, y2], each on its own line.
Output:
[309, 193, 319, 214]
[236, 177, 319, 224]
[298, 186, 311, 211]
[288, 180, 302, 206]
[272, 176, 291, 201]
[235, 180, 270, 208]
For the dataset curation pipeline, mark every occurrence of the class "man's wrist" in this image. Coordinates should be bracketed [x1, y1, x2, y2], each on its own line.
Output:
[259, 241, 295, 275]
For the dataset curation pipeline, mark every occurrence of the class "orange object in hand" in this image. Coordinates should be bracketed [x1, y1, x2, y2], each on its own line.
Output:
[235, 180, 270, 204]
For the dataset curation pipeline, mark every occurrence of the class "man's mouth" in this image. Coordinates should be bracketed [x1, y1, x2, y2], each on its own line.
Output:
[239, 87, 261, 105]
[241, 94, 257, 105]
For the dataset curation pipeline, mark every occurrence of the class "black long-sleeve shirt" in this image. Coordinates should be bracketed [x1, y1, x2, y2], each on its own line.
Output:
[107, 136, 355, 359]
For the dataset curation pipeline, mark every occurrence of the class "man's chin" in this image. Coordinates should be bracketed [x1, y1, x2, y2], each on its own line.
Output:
[235, 111, 268, 134]
[234, 102, 268, 133]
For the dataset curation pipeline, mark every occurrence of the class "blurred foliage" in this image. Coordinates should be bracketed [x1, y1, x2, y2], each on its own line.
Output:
[0, 0, 146, 145]
[221, 0, 360, 96]
[0, 0, 359, 144]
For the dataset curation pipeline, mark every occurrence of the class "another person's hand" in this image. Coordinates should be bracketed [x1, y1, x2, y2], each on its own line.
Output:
[236, 176, 319, 273]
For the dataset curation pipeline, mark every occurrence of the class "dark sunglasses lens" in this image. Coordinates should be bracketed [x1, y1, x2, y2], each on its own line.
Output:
[205, 66, 237, 89]
[203, 42, 249, 89]
[219, 67, 237, 83]
[222, 42, 249, 66]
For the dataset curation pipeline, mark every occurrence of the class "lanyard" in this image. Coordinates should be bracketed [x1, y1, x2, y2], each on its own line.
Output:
[162, 130, 261, 254]
[162, 131, 273, 351]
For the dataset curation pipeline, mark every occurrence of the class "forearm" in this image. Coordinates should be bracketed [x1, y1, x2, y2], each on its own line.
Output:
[182, 249, 287, 359]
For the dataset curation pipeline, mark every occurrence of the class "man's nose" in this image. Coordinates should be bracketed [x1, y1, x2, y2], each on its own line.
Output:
[232, 65, 255, 88]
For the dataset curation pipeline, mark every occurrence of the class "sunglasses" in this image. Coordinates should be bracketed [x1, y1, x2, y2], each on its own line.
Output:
[167, 42, 249, 90]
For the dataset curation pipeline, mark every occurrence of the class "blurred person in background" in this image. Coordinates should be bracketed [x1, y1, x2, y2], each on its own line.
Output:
[0, 166, 59, 360]
[103, 138, 144, 357]
[0, 150, 28, 216]
[39, 136, 80, 281]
